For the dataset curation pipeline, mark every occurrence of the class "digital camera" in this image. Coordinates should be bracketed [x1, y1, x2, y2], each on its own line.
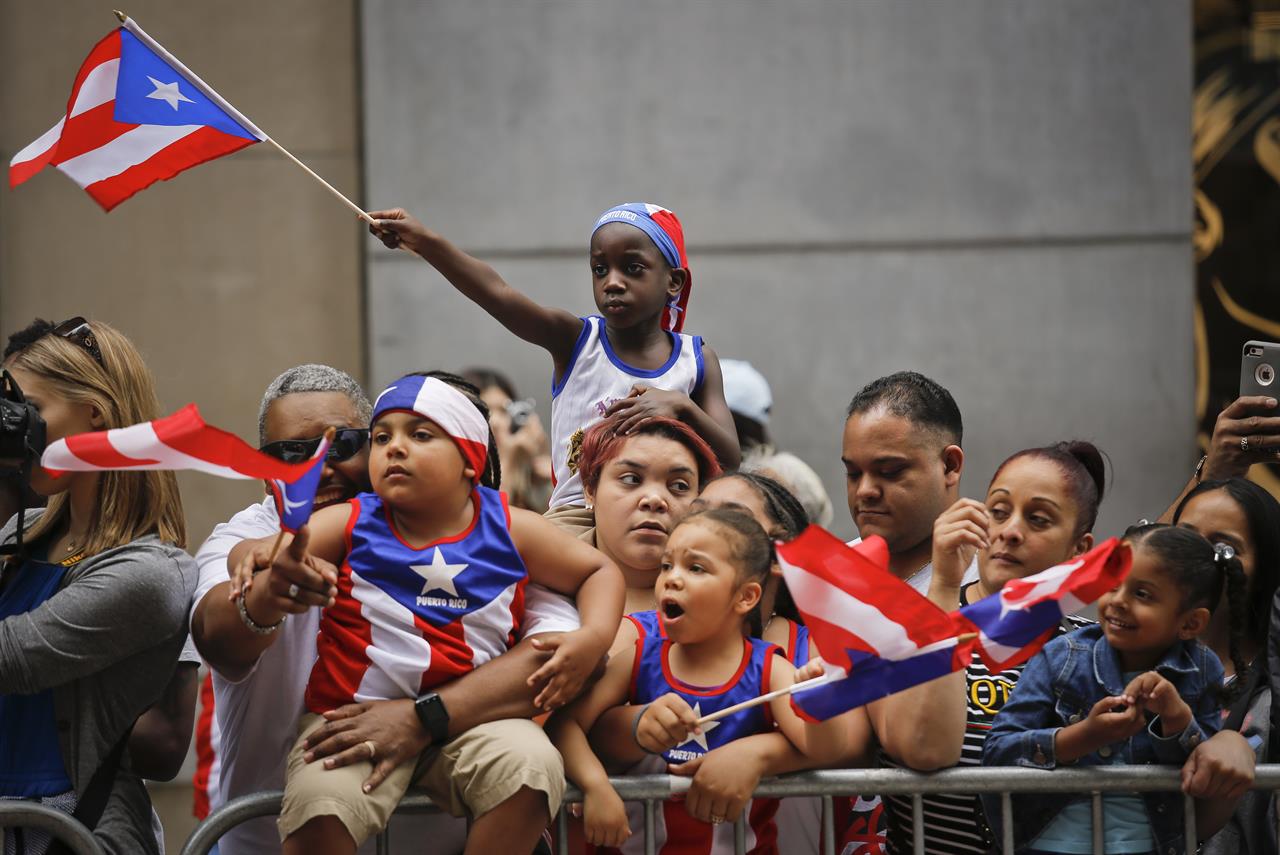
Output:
[0, 370, 46, 470]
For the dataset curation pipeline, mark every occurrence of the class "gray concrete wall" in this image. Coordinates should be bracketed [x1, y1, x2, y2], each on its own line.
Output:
[363, 0, 1193, 541]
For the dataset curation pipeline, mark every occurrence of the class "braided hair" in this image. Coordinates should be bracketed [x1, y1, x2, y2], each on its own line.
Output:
[404, 370, 502, 490]
[1123, 523, 1249, 700]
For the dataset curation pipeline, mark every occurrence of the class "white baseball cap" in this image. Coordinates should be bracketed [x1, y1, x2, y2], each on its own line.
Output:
[720, 359, 772, 426]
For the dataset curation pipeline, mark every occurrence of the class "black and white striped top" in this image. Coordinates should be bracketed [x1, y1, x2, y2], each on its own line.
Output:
[880, 588, 1094, 855]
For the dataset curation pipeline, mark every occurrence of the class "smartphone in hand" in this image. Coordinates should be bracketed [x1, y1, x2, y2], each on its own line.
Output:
[1241, 340, 1280, 398]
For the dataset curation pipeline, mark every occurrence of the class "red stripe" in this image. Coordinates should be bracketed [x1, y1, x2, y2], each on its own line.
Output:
[84, 126, 257, 211]
[192, 672, 216, 819]
[10, 149, 56, 187]
[418, 613, 474, 690]
[306, 501, 371, 712]
[50, 102, 138, 167]
[63, 429, 159, 467]
[150, 403, 312, 480]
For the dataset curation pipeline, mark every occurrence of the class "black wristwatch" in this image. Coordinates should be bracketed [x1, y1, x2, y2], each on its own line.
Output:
[414, 691, 450, 745]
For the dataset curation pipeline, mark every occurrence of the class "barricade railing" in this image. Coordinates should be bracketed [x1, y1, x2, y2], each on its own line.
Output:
[0, 801, 106, 855]
[181, 764, 1280, 855]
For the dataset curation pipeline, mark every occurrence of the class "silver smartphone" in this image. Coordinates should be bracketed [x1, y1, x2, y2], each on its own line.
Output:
[1240, 340, 1280, 397]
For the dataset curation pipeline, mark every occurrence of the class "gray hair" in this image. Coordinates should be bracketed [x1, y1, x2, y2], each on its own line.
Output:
[257, 364, 372, 445]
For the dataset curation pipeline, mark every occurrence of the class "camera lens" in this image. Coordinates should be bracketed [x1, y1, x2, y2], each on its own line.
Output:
[1258, 364, 1276, 386]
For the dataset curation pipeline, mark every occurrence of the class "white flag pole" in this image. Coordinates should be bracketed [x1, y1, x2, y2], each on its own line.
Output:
[112, 11, 377, 225]
[694, 632, 980, 726]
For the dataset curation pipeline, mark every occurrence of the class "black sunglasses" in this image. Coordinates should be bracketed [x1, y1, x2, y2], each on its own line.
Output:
[50, 317, 104, 368]
[260, 428, 369, 464]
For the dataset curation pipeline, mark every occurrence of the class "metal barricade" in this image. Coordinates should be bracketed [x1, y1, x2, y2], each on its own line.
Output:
[182, 765, 1280, 855]
[0, 801, 106, 855]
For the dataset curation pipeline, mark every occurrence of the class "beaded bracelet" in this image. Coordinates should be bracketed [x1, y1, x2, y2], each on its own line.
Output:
[236, 594, 285, 635]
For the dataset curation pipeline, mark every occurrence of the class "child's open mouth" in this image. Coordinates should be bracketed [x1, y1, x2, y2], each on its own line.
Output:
[661, 601, 685, 620]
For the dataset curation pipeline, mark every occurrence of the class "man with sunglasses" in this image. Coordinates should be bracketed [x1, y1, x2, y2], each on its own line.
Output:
[190, 364, 580, 854]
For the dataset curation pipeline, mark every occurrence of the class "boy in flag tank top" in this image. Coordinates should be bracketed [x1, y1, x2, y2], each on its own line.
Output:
[366, 203, 740, 533]
[230, 373, 625, 855]
[548, 508, 848, 854]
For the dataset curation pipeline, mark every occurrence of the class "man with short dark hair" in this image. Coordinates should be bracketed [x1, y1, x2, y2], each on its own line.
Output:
[841, 371, 977, 592]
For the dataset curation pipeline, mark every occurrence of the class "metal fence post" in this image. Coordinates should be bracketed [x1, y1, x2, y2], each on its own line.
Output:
[0, 803, 105, 855]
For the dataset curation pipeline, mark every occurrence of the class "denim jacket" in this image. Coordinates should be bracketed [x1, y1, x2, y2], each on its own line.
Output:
[980, 624, 1223, 855]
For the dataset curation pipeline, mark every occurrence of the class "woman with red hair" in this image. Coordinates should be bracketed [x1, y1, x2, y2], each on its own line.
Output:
[573, 413, 720, 652]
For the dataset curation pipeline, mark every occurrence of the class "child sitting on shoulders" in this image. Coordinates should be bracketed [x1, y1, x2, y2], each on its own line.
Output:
[366, 203, 740, 533]
[548, 508, 846, 853]
[232, 372, 625, 855]
[981, 524, 1249, 855]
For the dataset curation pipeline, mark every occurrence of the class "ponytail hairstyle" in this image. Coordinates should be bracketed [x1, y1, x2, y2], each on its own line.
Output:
[4, 319, 186, 555]
[403, 370, 502, 490]
[701, 471, 810, 624]
[675, 507, 775, 636]
[1173, 477, 1280, 651]
[991, 440, 1107, 538]
[1123, 523, 1249, 699]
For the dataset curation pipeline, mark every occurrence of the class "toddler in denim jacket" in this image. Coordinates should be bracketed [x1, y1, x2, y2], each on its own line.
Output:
[981, 524, 1249, 854]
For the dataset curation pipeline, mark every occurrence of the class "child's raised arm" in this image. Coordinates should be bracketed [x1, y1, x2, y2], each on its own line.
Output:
[509, 507, 625, 709]
[545, 641, 638, 848]
[367, 208, 585, 370]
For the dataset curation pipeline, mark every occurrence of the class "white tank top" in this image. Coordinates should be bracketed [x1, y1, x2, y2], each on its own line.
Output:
[549, 316, 704, 508]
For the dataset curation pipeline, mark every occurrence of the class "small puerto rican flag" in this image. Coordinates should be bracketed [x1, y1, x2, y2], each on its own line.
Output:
[777, 526, 974, 721]
[41, 402, 321, 487]
[956, 538, 1131, 671]
[266, 431, 333, 533]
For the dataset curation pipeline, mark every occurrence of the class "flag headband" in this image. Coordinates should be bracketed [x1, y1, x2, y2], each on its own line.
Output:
[591, 202, 692, 332]
[371, 376, 489, 483]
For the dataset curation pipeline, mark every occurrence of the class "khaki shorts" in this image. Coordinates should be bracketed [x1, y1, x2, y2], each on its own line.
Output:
[278, 713, 565, 845]
[543, 504, 596, 543]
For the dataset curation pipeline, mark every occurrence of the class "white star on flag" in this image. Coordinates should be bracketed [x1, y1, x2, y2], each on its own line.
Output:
[145, 76, 195, 110]
[411, 548, 468, 597]
[675, 703, 720, 751]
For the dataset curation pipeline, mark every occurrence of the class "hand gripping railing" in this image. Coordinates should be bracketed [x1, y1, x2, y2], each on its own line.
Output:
[0, 801, 106, 855]
[181, 764, 1280, 855]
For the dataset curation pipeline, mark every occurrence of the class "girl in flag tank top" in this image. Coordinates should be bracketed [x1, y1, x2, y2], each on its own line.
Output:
[687, 473, 879, 855]
[365, 203, 740, 532]
[233, 372, 625, 855]
[548, 508, 848, 854]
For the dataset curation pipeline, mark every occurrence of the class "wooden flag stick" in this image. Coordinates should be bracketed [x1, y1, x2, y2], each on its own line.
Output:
[694, 632, 981, 726]
[112, 10, 378, 225]
[264, 529, 287, 566]
[265, 138, 378, 225]
[263, 427, 335, 566]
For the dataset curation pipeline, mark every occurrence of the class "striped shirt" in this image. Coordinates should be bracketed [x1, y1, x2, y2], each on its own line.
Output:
[880, 585, 1094, 855]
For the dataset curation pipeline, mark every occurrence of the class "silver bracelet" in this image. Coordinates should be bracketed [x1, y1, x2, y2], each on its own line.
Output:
[237, 594, 285, 635]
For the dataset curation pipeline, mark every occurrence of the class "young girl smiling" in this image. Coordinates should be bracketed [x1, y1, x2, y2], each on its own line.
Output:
[982, 524, 1247, 854]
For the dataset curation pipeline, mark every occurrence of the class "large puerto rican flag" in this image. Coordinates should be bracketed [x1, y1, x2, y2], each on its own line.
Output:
[777, 526, 973, 721]
[956, 538, 1131, 671]
[9, 16, 264, 210]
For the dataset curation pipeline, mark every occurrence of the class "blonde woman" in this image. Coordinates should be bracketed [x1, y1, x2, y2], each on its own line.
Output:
[0, 318, 197, 855]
